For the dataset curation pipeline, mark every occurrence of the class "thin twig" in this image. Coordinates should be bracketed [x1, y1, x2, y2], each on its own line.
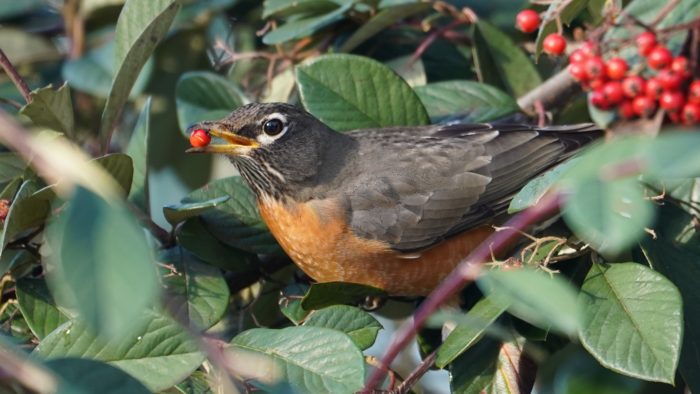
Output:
[0, 49, 31, 104]
[394, 351, 437, 394]
[410, 19, 468, 64]
[363, 192, 564, 391]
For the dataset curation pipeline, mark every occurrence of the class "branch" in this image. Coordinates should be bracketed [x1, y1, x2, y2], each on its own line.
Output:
[394, 350, 437, 394]
[364, 192, 564, 391]
[0, 49, 31, 104]
[517, 69, 581, 115]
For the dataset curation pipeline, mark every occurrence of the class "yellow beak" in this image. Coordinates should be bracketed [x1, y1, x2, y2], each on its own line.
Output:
[186, 126, 259, 154]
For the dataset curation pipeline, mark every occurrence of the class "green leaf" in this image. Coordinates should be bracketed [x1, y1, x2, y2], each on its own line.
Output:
[296, 54, 430, 131]
[436, 297, 507, 368]
[579, 262, 682, 384]
[0, 0, 46, 19]
[262, 0, 337, 19]
[263, 3, 353, 45]
[301, 282, 386, 310]
[15, 278, 70, 339]
[79, 0, 126, 17]
[44, 187, 159, 337]
[449, 338, 501, 394]
[0, 180, 50, 260]
[163, 195, 230, 226]
[643, 132, 700, 180]
[473, 20, 541, 97]
[508, 159, 578, 213]
[638, 203, 700, 391]
[93, 153, 134, 197]
[183, 176, 279, 254]
[48, 358, 150, 394]
[0, 28, 59, 65]
[160, 249, 230, 330]
[63, 40, 153, 99]
[176, 218, 254, 273]
[279, 283, 311, 325]
[0, 249, 36, 277]
[19, 83, 75, 136]
[175, 71, 249, 136]
[534, 0, 589, 59]
[35, 311, 205, 392]
[339, 3, 431, 52]
[478, 268, 581, 335]
[414, 81, 519, 123]
[229, 326, 365, 392]
[100, 0, 181, 143]
[303, 305, 382, 350]
[0, 153, 27, 183]
[126, 97, 151, 213]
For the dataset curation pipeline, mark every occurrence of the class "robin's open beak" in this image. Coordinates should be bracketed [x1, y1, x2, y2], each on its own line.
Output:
[186, 125, 260, 154]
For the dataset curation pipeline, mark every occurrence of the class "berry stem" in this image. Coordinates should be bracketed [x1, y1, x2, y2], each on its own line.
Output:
[0, 49, 32, 104]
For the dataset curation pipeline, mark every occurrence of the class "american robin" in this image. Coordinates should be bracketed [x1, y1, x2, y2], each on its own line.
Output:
[187, 103, 600, 296]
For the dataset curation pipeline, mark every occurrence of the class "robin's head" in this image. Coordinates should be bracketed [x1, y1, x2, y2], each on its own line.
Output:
[187, 103, 346, 199]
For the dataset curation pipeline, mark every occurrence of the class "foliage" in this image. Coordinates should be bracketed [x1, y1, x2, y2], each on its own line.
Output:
[0, 0, 699, 393]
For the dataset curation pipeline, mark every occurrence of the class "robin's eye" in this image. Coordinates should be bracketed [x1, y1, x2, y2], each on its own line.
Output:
[263, 119, 284, 136]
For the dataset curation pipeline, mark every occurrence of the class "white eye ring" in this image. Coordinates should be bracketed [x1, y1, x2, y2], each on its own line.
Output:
[257, 113, 288, 145]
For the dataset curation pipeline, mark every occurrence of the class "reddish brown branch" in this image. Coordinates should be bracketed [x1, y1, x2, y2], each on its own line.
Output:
[394, 351, 437, 394]
[364, 192, 564, 391]
[0, 49, 31, 104]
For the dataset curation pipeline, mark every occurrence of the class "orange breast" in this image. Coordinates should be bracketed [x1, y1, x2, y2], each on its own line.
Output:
[258, 198, 493, 296]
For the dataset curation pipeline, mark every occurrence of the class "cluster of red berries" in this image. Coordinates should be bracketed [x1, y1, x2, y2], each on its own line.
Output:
[190, 129, 211, 147]
[516, 9, 700, 125]
[568, 33, 700, 125]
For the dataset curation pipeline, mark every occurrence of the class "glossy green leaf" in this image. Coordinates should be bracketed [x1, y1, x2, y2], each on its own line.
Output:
[48, 358, 150, 394]
[19, 83, 75, 135]
[534, 0, 589, 59]
[36, 311, 205, 392]
[0, 249, 36, 277]
[385, 56, 426, 88]
[15, 278, 69, 339]
[473, 20, 541, 97]
[436, 297, 507, 368]
[229, 326, 365, 392]
[303, 305, 382, 350]
[163, 195, 230, 226]
[449, 338, 501, 394]
[126, 97, 151, 213]
[478, 268, 581, 335]
[296, 54, 429, 131]
[263, 3, 352, 44]
[414, 81, 519, 123]
[183, 176, 279, 254]
[100, 0, 181, 143]
[508, 159, 578, 213]
[0, 153, 27, 183]
[44, 187, 159, 337]
[160, 249, 230, 330]
[339, 3, 431, 52]
[176, 218, 254, 273]
[175, 71, 249, 135]
[262, 0, 337, 18]
[579, 262, 682, 384]
[93, 153, 134, 197]
[0, 180, 50, 260]
[301, 282, 386, 310]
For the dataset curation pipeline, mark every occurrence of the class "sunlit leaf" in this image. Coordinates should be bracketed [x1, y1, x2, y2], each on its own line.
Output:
[303, 305, 382, 350]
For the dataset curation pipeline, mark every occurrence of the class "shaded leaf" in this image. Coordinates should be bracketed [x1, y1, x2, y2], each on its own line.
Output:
[303, 305, 382, 350]
[508, 159, 578, 213]
[48, 358, 150, 394]
[177, 218, 254, 273]
[229, 326, 365, 393]
[296, 54, 429, 131]
[93, 153, 134, 197]
[279, 283, 311, 325]
[0, 153, 27, 183]
[15, 278, 70, 339]
[0, 180, 50, 260]
[0, 28, 58, 65]
[414, 80, 519, 123]
[164, 195, 230, 226]
[339, 3, 431, 52]
[36, 311, 205, 392]
[301, 282, 386, 310]
[19, 83, 74, 135]
[262, 0, 337, 19]
[44, 187, 159, 337]
[126, 97, 151, 213]
[579, 262, 682, 384]
[263, 3, 353, 45]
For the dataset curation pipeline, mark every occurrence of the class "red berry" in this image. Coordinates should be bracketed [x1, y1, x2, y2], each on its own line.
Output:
[647, 45, 673, 70]
[580, 41, 598, 57]
[689, 80, 700, 104]
[569, 49, 587, 65]
[568, 62, 588, 81]
[657, 69, 684, 91]
[589, 77, 607, 91]
[618, 100, 636, 119]
[516, 9, 540, 33]
[622, 76, 645, 98]
[584, 56, 605, 79]
[636, 31, 657, 57]
[660, 91, 685, 112]
[605, 57, 628, 80]
[602, 81, 624, 105]
[682, 103, 700, 124]
[645, 77, 664, 99]
[189, 129, 211, 147]
[590, 89, 610, 109]
[670, 56, 691, 78]
[543, 33, 567, 56]
[633, 96, 656, 117]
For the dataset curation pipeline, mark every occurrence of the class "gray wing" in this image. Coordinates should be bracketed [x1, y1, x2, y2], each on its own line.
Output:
[344, 123, 599, 251]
